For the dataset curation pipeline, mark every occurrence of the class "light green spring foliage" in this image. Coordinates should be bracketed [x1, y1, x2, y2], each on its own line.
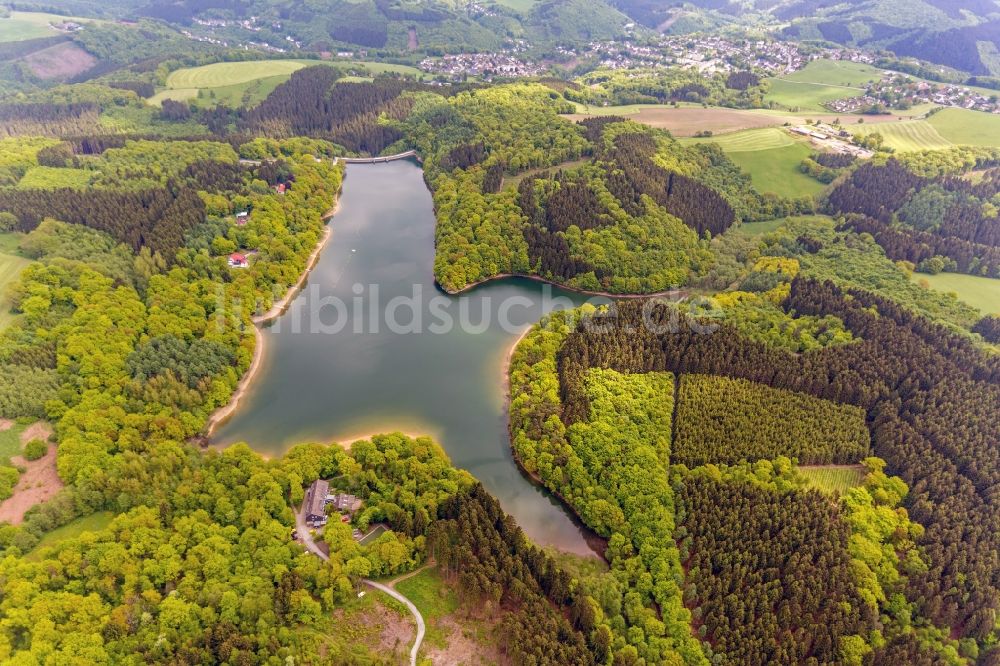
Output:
[19, 219, 135, 284]
[16, 167, 94, 190]
[407, 84, 587, 291]
[90, 140, 239, 189]
[761, 215, 982, 331]
[510, 310, 707, 665]
[674, 373, 870, 467]
[570, 67, 769, 109]
[0, 140, 343, 490]
[0, 137, 59, 186]
[0, 434, 473, 663]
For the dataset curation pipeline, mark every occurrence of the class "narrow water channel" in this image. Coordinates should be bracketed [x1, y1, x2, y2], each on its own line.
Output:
[214, 160, 607, 555]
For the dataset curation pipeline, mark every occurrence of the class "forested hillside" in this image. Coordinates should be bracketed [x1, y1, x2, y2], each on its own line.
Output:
[510, 274, 1000, 663]
[399, 87, 806, 293]
[1, 11, 1000, 661]
[828, 150, 1000, 279]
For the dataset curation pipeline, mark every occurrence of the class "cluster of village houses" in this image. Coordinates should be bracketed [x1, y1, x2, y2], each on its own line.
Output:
[827, 75, 1000, 115]
[419, 52, 545, 79]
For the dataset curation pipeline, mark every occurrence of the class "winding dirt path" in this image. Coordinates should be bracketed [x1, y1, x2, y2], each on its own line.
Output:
[294, 504, 426, 666]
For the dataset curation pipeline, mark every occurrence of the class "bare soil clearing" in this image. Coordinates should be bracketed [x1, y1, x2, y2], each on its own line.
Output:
[375, 603, 416, 658]
[426, 617, 506, 666]
[20, 421, 53, 444]
[0, 443, 62, 524]
[22, 43, 95, 79]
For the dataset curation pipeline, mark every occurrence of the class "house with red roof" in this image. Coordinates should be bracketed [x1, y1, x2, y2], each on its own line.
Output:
[228, 253, 248, 268]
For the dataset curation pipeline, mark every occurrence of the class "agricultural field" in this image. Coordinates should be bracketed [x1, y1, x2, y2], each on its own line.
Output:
[851, 119, 953, 152]
[673, 373, 870, 466]
[165, 60, 313, 90]
[683, 126, 793, 151]
[0, 11, 105, 42]
[683, 128, 825, 198]
[927, 108, 1000, 148]
[764, 60, 882, 113]
[765, 78, 865, 112]
[797, 465, 867, 495]
[782, 59, 885, 87]
[914, 271, 1000, 315]
[151, 59, 426, 107]
[492, 0, 539, 11]
[568, 102, 922, 137]
[24, 512, 114, 560]
[0, 233, 33, 330]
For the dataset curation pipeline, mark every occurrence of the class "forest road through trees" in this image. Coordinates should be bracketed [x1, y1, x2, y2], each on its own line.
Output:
[295, 504, 426, 666]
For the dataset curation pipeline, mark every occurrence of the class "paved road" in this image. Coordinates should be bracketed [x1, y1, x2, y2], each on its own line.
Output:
[294, 505, 426, 666]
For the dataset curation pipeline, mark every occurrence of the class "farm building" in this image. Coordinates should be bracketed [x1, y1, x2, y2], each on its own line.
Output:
[305, 479, 330, 527]
[228, 253, 248, 268]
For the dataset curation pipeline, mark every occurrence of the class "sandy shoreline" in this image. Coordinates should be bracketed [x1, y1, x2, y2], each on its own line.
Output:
[205, 324, 265, 437]
[205, 196, 342, 438]
[254, 199, 340, 325]
[502, 326, 532, 407]
[443, 272, 689, 300]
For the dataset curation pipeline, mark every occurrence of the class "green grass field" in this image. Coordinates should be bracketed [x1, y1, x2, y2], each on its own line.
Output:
[153, 59, 426, 107]
[570, 102, 664, 115]
[682, 126, 794, 152]
[797, 465, 867, 495]
[928, 108, 1000, 148]
[914, 271, 1000, 315]
[852, 119, 953, 152]
[781, 60, 883, 87]
[25, 512, 114, 559]
[765, 78, 865, 112]
[0, 234, 33, 330]
[493, 0, 539, 11]
[165, 60, 312, 89]
[765, 60, 882, 113]
[0, 11, 107, 43]
[394, 567, 458, 620]
[737, 217, 791, 236]
[683, 128, 825, 198]
[728, 143, 825, 198]
[0, 422, 26, 465]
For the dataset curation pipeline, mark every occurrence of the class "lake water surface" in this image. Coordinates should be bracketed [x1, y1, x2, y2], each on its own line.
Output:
[214, 160, 607, 555]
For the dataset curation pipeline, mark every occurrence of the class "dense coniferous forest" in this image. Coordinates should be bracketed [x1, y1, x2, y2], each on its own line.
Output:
[238, 67, 420, 154]
[674, 373, 870, 466]
[510, 265, 1000, 662]
[828, 158, 1000, 278]
[677, 473, 876, 664]
[429, 484, 596, 666]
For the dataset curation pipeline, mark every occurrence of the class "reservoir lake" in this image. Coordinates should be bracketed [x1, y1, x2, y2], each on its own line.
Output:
[214, 159, 608, 555]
